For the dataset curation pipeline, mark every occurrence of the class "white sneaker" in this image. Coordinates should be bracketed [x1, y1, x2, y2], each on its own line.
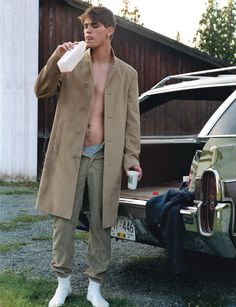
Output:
[48, 275, 72, 307]
[87, 279, 109, 307]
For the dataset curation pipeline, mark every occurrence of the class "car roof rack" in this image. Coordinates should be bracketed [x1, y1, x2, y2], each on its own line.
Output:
[153, 66, 236, 89]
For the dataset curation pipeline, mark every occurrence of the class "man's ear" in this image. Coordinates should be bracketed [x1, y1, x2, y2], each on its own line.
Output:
[107, 26, 115, 39]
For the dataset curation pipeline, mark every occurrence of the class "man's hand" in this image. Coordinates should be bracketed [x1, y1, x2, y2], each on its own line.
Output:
[55, 41, 78, 58]
[126, 165, 143, 181]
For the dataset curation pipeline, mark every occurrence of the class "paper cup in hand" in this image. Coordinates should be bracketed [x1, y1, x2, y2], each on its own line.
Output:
[57, 41, 86, 73]
[128, 170, 139, 190]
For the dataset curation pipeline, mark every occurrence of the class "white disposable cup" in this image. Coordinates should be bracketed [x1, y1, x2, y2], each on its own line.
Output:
[183, 175, 189, 183]
[128, 170, 139, 190]
[57, 41, 86, 73]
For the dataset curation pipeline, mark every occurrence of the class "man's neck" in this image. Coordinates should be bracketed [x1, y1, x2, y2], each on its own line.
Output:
[91, 46, 113, 64]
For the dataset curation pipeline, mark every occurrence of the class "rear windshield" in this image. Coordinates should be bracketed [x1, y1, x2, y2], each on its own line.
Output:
[141, 99, 221, 136]
[140, 86, 236, 137]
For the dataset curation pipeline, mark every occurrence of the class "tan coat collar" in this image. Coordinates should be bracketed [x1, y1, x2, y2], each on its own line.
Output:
[85, 47, 116, 66]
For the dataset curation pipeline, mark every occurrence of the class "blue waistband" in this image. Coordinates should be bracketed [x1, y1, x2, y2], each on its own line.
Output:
[82, 143, 104, 158]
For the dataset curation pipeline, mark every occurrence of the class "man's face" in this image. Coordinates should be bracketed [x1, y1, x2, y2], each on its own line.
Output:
[83, 17, 114, 48]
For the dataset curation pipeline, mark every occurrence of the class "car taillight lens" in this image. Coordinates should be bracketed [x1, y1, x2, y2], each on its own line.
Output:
[200, 171, 217, 233]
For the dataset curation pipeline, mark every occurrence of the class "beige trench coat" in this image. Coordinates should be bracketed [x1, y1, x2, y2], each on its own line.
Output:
[34, 48, 140, 228]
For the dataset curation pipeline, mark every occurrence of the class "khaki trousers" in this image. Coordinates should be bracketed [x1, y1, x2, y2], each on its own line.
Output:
[51, 149, 111, 283]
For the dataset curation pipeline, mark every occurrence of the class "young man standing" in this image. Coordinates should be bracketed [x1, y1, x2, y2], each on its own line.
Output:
[35, 6, 142, 307]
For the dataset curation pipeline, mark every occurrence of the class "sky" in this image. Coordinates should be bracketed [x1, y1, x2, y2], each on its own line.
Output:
[92, 0, 229, 46]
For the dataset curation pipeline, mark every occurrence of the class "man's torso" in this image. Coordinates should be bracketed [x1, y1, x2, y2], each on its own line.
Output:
[83, 62, 110, 147]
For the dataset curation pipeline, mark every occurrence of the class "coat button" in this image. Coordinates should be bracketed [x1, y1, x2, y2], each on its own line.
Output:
[80, 105, 86, 111]
[74, 129, 80, 135]
[83, 82, 89, 88]
[72, 153, 79, 158]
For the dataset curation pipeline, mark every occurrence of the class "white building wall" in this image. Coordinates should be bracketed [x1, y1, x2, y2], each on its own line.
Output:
[0, 0, 39, 181]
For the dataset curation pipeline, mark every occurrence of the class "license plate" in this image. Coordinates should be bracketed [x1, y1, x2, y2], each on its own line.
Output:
[111, 216, 136, 241]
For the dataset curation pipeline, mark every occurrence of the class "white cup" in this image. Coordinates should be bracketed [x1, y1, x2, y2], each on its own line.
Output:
[128, 170, 139, 190]
[183, 175, 189, 183]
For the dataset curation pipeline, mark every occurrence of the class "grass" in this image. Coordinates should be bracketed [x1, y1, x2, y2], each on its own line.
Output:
[128, 255, 153, 264]
[32, 235, 52, 241]
[0, 220, 19, 231]
[0, 214, 48, 231]
[183, 291, 230, 306]
[0, 271, 134, 307]
[0, 180, 39, 189]
[0, 180, 39, 195]
[0, 242, 26, 253]
[0, 189, 36, 195]
[128, 254, 166, 268]
[16, 214, 48, 223]
[74, 230, 89, 242]
[0, 271, 55, 307]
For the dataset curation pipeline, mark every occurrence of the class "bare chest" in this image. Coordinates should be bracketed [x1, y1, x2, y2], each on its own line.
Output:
[91, 63, 110, 98]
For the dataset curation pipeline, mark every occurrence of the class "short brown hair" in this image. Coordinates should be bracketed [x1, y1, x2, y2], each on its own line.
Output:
[78, 6, 116, 29]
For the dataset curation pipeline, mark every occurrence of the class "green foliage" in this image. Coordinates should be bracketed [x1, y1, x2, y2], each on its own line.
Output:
[0, 214, 48, 231]
[194, 0, 236, 64]
[0, 271, 54, 307]
[0, 242, 25, 253]
[83, 0, 143, 25]
[0, 180, 39, 189]
[119, 1, 143, 25]
[16, 214, 48, 223]
[175, 31, 181, 42]
[0, 189, 35, 195]
[0, 180, 39, 195]
[74, 230, 89, 242]
[32, 235, 52, 241]
[0, 220, 19, 231]
[0, 271, 134, 307]
[182, 289, 230, 306]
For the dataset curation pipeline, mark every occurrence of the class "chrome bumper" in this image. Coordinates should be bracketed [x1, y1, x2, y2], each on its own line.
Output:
[180, 201, 236, 257]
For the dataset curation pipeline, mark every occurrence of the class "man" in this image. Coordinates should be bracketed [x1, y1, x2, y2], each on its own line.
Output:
[35, 5, 142, 307]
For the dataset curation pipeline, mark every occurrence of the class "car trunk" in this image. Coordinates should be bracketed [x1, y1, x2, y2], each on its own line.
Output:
[119, 138, 204, 218]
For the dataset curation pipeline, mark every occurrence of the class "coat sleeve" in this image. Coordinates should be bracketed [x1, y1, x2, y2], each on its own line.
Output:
[123, 70, 141, 170]
[34, 51, 64, 100]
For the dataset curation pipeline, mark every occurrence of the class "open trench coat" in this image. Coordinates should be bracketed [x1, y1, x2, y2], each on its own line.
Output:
[34, 48, 141, 229]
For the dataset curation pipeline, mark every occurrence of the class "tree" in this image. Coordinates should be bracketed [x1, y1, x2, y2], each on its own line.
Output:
[119, 0, 143, 25]
[175, 31, 181, 42]
[81, 0, 143, 25]
[194, 0, 236, 64]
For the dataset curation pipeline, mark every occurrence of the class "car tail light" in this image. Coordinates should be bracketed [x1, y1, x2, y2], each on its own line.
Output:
[200, 170, 219, 234]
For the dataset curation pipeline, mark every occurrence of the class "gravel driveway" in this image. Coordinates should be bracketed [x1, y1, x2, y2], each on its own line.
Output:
[0, 189, 236, 306]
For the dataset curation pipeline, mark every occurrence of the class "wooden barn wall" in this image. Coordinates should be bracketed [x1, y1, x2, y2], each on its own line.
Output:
[38, 0, 221, 174]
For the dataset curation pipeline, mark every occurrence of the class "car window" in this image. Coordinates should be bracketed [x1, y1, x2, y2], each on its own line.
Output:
[208, 99, 236, 135]
[141, 98, 221, 136]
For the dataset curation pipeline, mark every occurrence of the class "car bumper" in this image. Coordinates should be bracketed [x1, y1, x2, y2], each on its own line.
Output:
[180, 200, 236, 257]
[114, 199, 236, 257]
